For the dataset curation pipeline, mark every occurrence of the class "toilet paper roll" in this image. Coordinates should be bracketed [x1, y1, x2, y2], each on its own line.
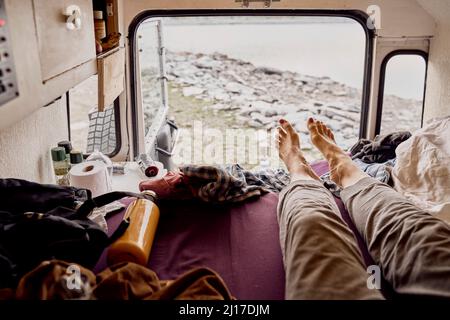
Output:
[69, 160, 112, 197]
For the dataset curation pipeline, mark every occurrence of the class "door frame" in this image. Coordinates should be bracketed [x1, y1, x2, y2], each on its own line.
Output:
[127, 9, 375, 158]
[365, 37, 430, 138]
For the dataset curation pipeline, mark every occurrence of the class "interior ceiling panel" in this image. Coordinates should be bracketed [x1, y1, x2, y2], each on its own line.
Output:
[416, 0, 450, 26]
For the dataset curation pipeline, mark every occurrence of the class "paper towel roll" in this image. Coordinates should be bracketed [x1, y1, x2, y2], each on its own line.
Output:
[69, 161, 112, 197]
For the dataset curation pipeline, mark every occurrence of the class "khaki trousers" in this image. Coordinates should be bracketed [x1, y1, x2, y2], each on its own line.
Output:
[277, 177, 450, 299]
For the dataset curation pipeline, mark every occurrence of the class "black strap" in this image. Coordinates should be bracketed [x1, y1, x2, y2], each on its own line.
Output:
[74, 191, 157, 219]
[74, 191, 157, 244]
[108, 218, 131, 244]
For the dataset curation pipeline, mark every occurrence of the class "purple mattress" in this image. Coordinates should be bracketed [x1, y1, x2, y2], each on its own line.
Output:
[95, 161, 374, 300]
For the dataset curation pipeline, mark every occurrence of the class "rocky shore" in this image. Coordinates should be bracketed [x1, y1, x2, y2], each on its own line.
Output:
[141, 50, 422, 165]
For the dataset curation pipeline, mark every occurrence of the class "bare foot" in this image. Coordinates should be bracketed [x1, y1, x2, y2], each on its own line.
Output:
[276, 119, 320, 181]
[307, 118, 367, 188]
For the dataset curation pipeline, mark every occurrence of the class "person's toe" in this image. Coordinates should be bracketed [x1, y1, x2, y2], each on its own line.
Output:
[275, 139, 281, 149]
[318, 121, 326, 135]
[307, 117, 317, 132]
[326, 127, 334, 140]
[322, 124, 334, 140]
[277, 126, 287, 137]
[280, 118, 295, 134]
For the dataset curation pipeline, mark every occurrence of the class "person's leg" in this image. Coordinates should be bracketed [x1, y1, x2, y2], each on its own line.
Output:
[276, 119, 382, 300]
[308, 118, 450, 298]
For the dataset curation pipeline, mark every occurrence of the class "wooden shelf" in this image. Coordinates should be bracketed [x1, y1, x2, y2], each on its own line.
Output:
[96, 45, 120, 58]
[93, 0, 120, 56]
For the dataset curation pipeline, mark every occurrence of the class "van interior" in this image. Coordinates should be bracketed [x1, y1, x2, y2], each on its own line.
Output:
[0, 0, 449, 303]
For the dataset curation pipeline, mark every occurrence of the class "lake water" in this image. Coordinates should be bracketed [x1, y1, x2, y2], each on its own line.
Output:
[140, 18, 425, 100]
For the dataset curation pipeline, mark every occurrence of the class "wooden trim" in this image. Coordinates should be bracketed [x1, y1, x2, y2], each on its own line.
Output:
[97, 46, 125, 111]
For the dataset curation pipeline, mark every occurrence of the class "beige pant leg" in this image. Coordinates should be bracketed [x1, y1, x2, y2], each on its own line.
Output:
[278, 180, 383, 300]
[341, 177, 450, 298]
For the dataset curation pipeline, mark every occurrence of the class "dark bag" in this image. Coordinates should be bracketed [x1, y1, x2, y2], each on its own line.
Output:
[0, 178, 155, 289]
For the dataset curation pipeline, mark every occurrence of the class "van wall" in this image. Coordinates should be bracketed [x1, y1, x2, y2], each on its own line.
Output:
[122, 0, 436, 38]
[423, 23, 450, 122]
[0, 97, 68, 183]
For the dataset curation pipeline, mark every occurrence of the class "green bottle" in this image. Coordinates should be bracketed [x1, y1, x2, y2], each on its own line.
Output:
[51, 147, 70, 186]
[58, 141, 73, 167]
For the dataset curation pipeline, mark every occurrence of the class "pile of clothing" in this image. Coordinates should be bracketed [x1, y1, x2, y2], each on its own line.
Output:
[349, 131, 412, 163]
[1, 261, 233, 300]
[321, 131, 411, 196]
[0, 179, 234, 300]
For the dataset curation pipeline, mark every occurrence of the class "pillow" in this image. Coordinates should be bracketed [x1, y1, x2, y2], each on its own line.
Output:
[392, 116, 450, 222]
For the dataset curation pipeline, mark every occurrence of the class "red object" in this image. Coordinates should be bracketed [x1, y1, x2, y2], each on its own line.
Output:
[0, 19, 6, 27]
[139, 171, 194, 200]
[144, 165, 159, 177]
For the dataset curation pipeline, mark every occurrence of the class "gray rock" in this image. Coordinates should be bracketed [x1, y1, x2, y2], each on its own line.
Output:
[333, 90, 348, 97]
[248, 120, 264, 128]
[225, 71, 246, 84]
[225, 82, 255, 97]
[221, 104, 241, 111]
[250, 101, 272, 112]
[182, 86, 205, 97]
[285, 112, 309, 127]
[303, 86, 316, 94]
[238, 106, 253, 117]
[182, 77, 200, 86]
[209, 89, 230, 101]
[250, 112, 272, 125]
[255, 66, 283, 76]
[194, 56, 221, 69]
[264, 109, 279, 117]
[340, 120, 354, 130]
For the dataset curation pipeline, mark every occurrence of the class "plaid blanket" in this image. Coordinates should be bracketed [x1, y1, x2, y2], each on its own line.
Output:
[180, 164, 290, 203]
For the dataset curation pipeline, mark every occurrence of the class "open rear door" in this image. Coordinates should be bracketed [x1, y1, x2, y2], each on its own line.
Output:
[136, 19, 178, 170]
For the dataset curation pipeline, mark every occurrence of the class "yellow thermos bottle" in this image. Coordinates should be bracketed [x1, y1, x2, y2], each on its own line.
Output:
[107, 192, 160, 266]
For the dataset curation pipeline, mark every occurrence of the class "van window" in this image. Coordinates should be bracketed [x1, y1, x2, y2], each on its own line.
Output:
[68, 75, 120, 156]
[379, 53, 427, 135]
[136, 16, 368, 168]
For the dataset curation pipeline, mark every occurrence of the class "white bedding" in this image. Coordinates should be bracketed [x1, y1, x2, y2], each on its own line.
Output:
[392, 116, 450, 223]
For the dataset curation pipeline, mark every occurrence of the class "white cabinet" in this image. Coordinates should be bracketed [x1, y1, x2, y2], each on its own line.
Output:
[32, 0, 96, 81]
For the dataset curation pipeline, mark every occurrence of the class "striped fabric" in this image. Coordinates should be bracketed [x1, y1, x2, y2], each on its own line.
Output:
[320, 158, 396, 197]
[180, 164, 290, 203]
[180, 158, 396, 203]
